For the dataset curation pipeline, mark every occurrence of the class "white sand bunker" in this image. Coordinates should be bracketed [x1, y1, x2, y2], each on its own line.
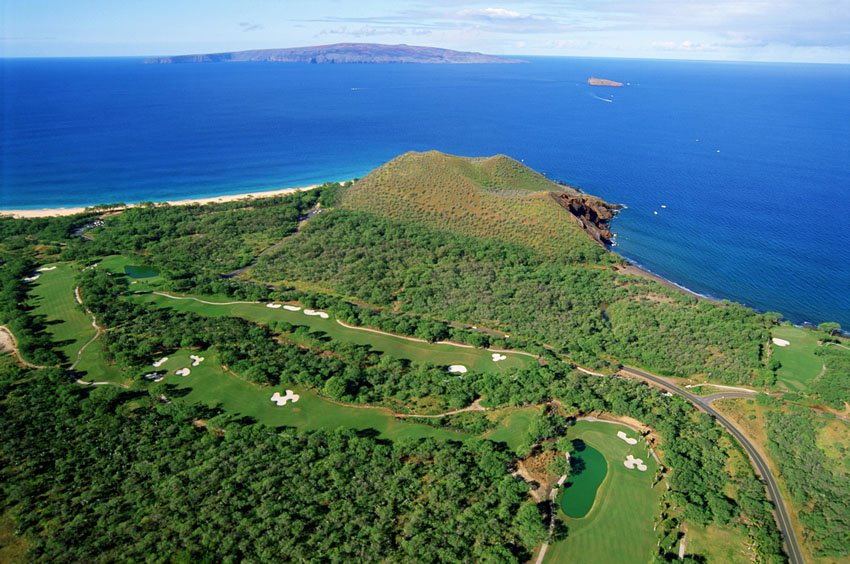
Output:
[152, 357, 169, 368]
[38, 266, 57, 272]
[22, 275, 40, 282]
[303, 309, 329, 319]
[271, 390, 300, 406]
[189, 354, 205, 366]
[283, 305, 301, 311]
[448, 365, 468, 374]
[266, 303, 282, 309]
[772, 337, 790, 347]
[624, 454, 647, 471]
[617, 431, 638, 445]
[175, 368, 191, 377]
[491, 353, 507, 362]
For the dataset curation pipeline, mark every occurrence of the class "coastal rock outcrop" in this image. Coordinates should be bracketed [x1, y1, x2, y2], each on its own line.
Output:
[551, 192, 621, 245]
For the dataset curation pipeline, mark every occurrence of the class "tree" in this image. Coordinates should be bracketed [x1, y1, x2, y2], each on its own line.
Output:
[817, 322, 841, 336]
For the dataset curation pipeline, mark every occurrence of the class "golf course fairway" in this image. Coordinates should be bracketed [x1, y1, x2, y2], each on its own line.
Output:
[546, 420, 661, 564]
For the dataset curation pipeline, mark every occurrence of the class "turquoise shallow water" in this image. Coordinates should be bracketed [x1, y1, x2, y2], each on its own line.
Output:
[1, 57, 848, 327]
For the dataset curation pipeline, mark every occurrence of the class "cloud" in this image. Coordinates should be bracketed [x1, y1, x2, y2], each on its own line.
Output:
[239, 22, 263, 32]
[552, 0, 850, 48]
[547, 38, 593, 49]
[318, 25, 428, 38]
[456, 8, 527, 20]
[294, 0, 850, 56]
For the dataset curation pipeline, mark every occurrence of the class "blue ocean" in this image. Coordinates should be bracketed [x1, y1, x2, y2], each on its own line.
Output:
[1, 56, 849, 328]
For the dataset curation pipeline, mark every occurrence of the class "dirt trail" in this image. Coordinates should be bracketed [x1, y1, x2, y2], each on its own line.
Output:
[320, 396, 488, 419]
[0, 325, 47, 369]
[396, 398, 487, 419]
[335, 318, 538, 359]
[152, 292, 258, 305]
[152, 291, 538, 360]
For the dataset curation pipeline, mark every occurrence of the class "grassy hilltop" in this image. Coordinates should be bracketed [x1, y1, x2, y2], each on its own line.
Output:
[338, 151, 610, 260]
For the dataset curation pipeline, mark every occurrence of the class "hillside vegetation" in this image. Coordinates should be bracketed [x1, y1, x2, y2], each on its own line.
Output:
[256, 151, 772, 384]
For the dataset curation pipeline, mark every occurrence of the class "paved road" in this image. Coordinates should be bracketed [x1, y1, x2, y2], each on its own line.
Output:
[699, 391, 759, 403]
[619, 366, 804, 564]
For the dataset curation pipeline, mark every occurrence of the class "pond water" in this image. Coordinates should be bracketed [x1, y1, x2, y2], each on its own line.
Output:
[559, 440, 608, 518]
[124, 264, 159, 279]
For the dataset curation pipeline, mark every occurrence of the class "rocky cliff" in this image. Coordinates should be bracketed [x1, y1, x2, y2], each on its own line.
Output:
[551, 192, 621, 245]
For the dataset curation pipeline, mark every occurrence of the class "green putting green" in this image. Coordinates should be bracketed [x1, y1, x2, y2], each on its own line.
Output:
[546, 420, 661, 564]
[771, 325, 825, 391]
[152, 349, 469, 442]
[129, 291, 533, 375]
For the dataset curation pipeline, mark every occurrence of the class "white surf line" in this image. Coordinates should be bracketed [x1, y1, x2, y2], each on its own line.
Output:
[684, 383, 757, 394]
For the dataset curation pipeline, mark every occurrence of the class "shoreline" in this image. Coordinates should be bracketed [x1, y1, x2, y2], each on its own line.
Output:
[0, 183, 331, 219]
[616, 261, 717, 302]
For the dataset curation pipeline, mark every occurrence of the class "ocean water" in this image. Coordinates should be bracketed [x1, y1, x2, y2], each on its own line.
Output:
[2, 56, 849, 327]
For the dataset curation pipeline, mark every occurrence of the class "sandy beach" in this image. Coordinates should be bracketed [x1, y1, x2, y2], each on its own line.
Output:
[0, 184, 325, 219]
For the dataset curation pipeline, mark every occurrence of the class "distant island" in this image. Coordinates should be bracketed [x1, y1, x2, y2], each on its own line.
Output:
[145, 43, 524, 65]
[587, 77, 624, 86]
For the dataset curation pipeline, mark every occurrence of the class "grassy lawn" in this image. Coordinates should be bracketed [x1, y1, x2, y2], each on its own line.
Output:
[0, 512, 28, 564]
[26, 261, 131, 384]
[75, 337, 129, 384]
[154, 349, 469, 442]
[686, 523, 752, 563]
[129, 290, 533, 375]
[771, 325, 825, 392]
[817, 417, 850, 471]
[483, 407, 538, 452]
[27, 262, 93, 364]
[546, 420, 662, 564]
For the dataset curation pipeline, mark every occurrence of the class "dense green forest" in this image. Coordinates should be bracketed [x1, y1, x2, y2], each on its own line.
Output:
[74, 267, 785, 560]
[0, 360, 544, 562]
[765, 409, 850, 557]
[810, 344, 850, 408]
